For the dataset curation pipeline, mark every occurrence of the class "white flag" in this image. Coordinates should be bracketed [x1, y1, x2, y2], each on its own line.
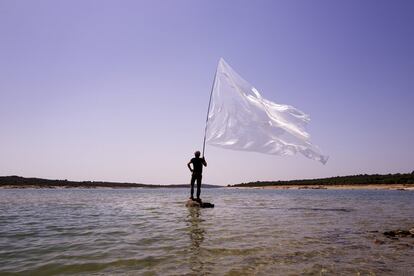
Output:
[206, 58, 328, 164]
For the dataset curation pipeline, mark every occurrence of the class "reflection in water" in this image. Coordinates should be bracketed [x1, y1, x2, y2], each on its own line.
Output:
[1, 189, 413, 275]
[187, 207, 205, 275]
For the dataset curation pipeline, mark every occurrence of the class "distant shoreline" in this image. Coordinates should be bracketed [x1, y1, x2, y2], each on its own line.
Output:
[2, 184, 413, 190]
[2, 173, 414, 190]
[0, 176, 221, 189]
[228, 184, 414, 191]
[229, 172, 414, 190]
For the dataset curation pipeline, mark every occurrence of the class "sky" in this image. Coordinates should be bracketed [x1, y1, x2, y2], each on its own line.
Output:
[0, 0, 413, 185]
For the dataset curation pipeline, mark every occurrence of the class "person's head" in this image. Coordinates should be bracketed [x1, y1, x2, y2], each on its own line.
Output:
[194, 151, 201, 158]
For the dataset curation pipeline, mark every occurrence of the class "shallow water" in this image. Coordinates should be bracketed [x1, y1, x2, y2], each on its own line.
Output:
[0, 188, 413, 275]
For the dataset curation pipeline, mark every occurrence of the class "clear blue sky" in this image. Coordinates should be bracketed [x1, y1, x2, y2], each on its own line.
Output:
[1, 0, 413, 185]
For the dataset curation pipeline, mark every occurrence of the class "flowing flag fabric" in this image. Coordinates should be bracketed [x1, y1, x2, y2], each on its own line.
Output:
[205, 58, 329, 164]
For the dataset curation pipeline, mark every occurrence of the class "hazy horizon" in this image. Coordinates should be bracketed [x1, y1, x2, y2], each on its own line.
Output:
[1, 0, 413, 185]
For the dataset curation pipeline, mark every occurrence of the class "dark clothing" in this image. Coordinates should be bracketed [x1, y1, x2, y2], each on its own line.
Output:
[190, 174, 202, 199]
[190, 157, 205, 175]
[189, 157, 206, 199]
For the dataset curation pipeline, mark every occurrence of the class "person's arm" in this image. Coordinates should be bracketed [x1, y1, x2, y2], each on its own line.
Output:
[202, 157, 207, 167]
[187, 161, 193, 172]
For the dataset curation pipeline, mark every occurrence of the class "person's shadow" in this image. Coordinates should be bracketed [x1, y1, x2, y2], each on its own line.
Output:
[187, 207, 205, 274]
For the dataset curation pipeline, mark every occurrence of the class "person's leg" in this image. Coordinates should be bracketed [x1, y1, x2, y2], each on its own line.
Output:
[196, 175, 202, 200]
[190, 174, 196, 199]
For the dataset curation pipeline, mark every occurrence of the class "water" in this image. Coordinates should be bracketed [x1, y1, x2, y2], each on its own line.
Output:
[0, 188, 413, 275]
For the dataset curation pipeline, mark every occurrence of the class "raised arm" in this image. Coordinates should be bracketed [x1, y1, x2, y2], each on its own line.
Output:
[202, 157, 207, 167]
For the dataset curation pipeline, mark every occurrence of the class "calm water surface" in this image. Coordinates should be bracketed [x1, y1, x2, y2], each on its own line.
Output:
[0, 188, 413, 275]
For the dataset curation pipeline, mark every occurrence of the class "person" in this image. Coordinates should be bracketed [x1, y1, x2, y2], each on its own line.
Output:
[187, 151, 207, 202]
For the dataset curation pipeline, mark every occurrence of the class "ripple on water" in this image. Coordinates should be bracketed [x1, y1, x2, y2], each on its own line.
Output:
[0, 188, 413, 275]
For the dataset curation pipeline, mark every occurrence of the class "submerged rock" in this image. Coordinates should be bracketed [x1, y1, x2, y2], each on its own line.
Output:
[201, 202, 215, 208]
[374, 239, 385, 245]
[383, 229, 414, 238]
[185, 199, 214, 208]
[186, 199, 200, 207]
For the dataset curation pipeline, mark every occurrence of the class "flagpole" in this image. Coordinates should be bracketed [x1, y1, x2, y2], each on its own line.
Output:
[202, 66, 218, 157]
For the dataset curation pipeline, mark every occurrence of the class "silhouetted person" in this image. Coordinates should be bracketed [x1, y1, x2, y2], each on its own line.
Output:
[187, 151, 207, 202]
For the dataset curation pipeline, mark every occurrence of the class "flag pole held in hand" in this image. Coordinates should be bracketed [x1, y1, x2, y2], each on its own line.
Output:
[202, 65, 218, 157]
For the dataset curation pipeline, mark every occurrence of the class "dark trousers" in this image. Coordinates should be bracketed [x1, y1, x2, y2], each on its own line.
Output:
[190, 173, 202, 199]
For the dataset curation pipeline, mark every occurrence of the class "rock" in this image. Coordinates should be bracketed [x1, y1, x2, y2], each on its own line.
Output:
[186, 199, 201, 207]
[374, 239, 385, 245]
[185, 199, 214, 208]
[383, 231, 395, 237]
[396, 230, 411, 236]
[383, 229, 412, 238]
[201, 202, 215, 208]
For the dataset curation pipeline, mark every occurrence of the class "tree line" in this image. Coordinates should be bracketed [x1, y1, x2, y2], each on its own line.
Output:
[230, 172, 414, 187]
